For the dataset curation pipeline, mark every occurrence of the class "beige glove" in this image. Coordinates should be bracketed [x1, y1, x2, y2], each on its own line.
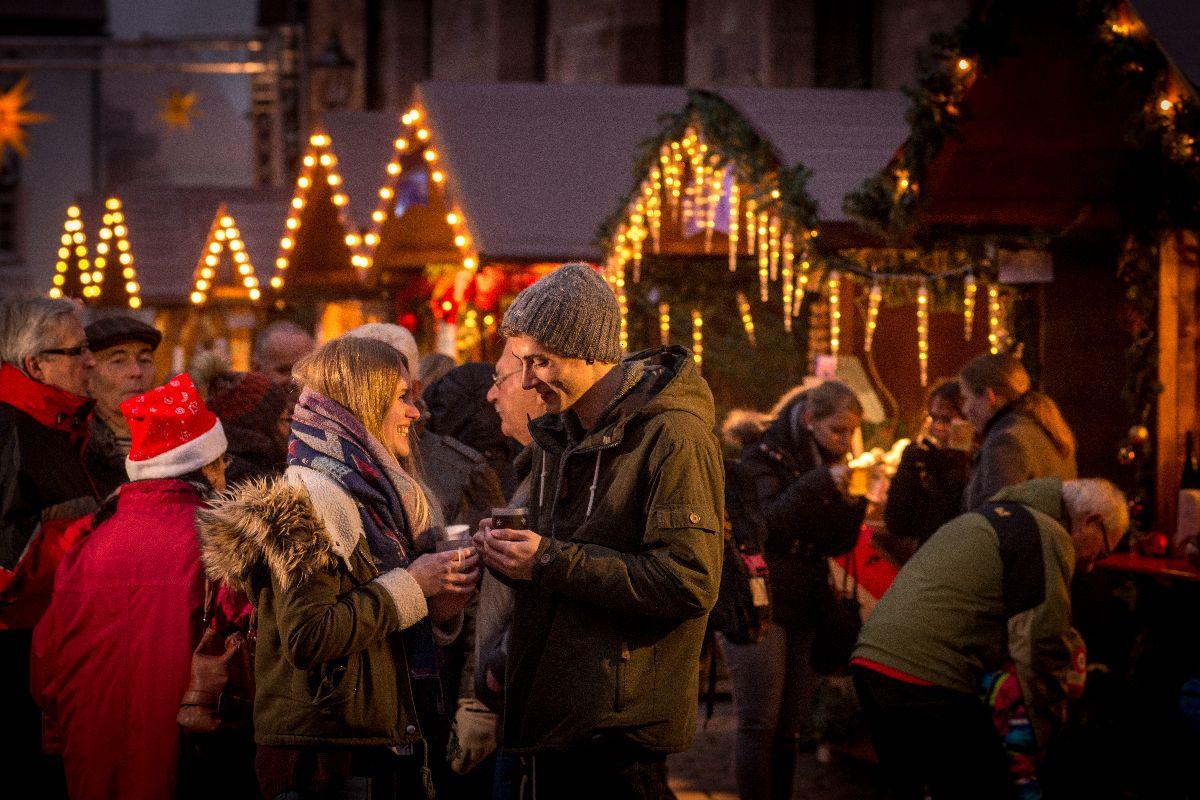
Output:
[448, 697, 499, 775]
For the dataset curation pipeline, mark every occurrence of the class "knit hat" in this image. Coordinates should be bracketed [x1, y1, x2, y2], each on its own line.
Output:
[86, 315, 162, 353]
[121, 373, 227, 481]
[501, 262, 621, 362]
[344, 323, 419, 373]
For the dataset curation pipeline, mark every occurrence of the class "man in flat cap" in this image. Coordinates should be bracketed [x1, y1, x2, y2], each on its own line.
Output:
[83, 315, 162, 497]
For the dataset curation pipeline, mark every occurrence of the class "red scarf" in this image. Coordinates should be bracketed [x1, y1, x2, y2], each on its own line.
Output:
[0, 363, 92, 439]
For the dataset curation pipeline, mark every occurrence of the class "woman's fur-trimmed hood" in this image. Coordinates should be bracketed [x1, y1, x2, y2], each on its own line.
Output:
[197, 474, 343, 594]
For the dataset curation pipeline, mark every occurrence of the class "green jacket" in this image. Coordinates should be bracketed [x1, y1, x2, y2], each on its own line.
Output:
[503, 346, 724, 754]
[854, 477, 1078, 750]
[197, 466, 441, 747]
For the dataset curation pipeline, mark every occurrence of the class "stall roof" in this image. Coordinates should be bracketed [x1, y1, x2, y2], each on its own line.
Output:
[1133, 0, 1200, 87]
[408, 81, 907, 262]
[78, 186, 288, 304]
[720, 87, 909, 222]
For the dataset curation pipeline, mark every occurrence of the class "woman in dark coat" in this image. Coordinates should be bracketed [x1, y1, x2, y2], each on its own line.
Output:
[719, 380, 867, 800]
[884, 379, 973, 548]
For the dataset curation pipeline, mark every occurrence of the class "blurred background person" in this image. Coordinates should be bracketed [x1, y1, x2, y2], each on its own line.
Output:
[82, 315, 161, 498]
[884, 379, 974, 551]
[959, 353, 1077, 510]
[419, 352, 458, 397]
[33, 375, 227, 800]
[720, 380, 867, 800]
[251, 320, 314, 385]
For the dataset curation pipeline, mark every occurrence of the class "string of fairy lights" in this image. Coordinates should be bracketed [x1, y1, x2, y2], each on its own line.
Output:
[189, 206, 262, 305]
[49, 199, 142, 309]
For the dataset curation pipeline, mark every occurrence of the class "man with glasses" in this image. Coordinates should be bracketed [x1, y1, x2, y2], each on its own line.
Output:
[852, 477, 1129, 799]
[83, 316, 162, 497]
[0, 297, 101, 787]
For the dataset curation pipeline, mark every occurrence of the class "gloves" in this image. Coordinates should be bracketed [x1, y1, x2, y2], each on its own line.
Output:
[448, 697, 498, 775]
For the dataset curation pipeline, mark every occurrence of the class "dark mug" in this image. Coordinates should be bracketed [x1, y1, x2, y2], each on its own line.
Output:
[491, 507, 528, 531]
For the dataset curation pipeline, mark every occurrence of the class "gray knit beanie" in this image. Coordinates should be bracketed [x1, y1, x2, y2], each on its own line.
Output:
[501, 262, 622, 362]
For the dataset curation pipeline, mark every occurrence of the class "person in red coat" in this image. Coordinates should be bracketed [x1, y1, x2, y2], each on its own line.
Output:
[32, 374, 228, 800]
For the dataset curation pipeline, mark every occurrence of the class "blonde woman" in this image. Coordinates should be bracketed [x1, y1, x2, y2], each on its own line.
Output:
[198, 336, 478, 799]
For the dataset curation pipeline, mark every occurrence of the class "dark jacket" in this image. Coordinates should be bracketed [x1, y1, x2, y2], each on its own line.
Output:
[420, 429, 506, 533]
[963, 401, 1077, 511]
[738, 403, 866, 625]
[0, 364, 99, 629]
[82, 414, 130, 500]
[32, 479, 206, 800]
[855, 478, 1081, 751]
[197, 466, 437, 747]
[425, 363, 521, 496]
[504, 346, 724, 754]
[885, 440, 972, 544]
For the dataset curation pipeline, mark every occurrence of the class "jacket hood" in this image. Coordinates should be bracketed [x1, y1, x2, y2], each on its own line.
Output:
[196, 475, 338, 595]
[988, 476, 1067, 524]
[530, 345, 715, 452]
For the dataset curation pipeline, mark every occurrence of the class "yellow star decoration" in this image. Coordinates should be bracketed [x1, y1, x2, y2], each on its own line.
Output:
[158, 89, 201, 130]
[0, 76, 52, 159]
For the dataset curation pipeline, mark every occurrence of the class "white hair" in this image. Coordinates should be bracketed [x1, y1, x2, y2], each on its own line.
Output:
[343, 323, 420, 375]
[1062, 478, 1130, 548]
[0, 297, 83, 372]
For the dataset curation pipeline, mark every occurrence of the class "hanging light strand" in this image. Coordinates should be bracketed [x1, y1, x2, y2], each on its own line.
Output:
[864, 281, 883, 352]
[659, 303, 671, 346]
[781, 230, 795, 331]
[988, 283, 1003, 354]
[827, 270, 841, 361]
[728, 181, 740, 271]
[736, 291, 757, 347]
[757, 210, 770, 302]
[691, 309, 703, 370]
[917, 281, 930, 386]
[963, 273, 977, 340]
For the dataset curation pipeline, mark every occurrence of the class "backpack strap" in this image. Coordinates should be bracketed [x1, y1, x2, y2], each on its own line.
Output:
[978, 501, 1045, 618]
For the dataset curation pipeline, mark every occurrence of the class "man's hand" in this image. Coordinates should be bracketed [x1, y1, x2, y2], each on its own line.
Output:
[474, 526, 542, 581]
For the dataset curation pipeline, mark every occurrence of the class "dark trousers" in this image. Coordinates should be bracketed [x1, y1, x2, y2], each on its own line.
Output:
[853, 666, 1012, 800]
[519, 743, 676, 800]
[0, 629, 67, 798]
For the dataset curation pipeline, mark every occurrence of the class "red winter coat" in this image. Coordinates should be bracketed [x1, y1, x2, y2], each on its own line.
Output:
[0, 363, 99, 629]
[31, 478, 207, 800]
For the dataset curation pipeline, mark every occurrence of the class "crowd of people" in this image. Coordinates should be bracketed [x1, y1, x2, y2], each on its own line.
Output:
[0, 260, 1129, 800]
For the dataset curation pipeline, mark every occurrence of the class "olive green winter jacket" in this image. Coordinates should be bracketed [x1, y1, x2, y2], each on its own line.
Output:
[502, 346, 725, 754]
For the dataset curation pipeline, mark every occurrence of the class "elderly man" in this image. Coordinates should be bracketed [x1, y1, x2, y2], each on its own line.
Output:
[83, 316, 162, 497]
[252, 320, 314, 384]
[472, 263, 724, 798]
[852, 477, 1128, 800]
[0, 297, 101, 784]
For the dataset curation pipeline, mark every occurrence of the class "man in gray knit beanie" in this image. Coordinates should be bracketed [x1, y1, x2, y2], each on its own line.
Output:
[499, 261, 623, 417]
[477, 261, 724, 798]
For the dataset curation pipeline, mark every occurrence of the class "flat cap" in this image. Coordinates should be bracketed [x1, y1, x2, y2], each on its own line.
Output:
[85, 316, 162, 353]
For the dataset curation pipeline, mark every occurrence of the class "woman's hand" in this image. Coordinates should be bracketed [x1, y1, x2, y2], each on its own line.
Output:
[407, 550, 480, 598]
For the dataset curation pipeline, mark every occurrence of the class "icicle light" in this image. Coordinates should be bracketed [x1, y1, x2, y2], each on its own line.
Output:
[793, 251, 811, 318]
[864, 281, 883, 352]
[757, 211, 770, 302]
[659, 303, 671, 346]
[728, 181, 740, 271]
[917, 281, 930, 386]
[988, 284, 1003, 354]
[737, 291, 757, 346]
[781, 231, 795, 332]
[768, 215, 780, 282]
[963, 273, 977, 340]
[827, 270, 841, 360]
[691, 309, 703, 369]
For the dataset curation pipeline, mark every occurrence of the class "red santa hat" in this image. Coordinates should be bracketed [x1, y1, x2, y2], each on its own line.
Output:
[121, 373, 227, 481]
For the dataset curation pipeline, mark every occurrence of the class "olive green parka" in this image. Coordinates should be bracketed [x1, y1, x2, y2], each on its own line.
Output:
[502, 346, 724, 754]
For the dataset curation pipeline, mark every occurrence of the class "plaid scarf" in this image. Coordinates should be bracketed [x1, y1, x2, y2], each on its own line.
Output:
[289, 388, 444, 698]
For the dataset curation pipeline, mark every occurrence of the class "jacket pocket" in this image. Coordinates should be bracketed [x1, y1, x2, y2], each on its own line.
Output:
[308, 653, 359, 706]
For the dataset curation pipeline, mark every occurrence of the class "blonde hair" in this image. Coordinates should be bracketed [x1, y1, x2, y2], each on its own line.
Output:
[722, 380, 862, 448]
[960, 353, 1076, 460]
[294, 337, 442, 535]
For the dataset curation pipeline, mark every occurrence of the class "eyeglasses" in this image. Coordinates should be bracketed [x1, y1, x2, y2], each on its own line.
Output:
[491, 367, 521, 388]
[40, 344, 90, 358]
